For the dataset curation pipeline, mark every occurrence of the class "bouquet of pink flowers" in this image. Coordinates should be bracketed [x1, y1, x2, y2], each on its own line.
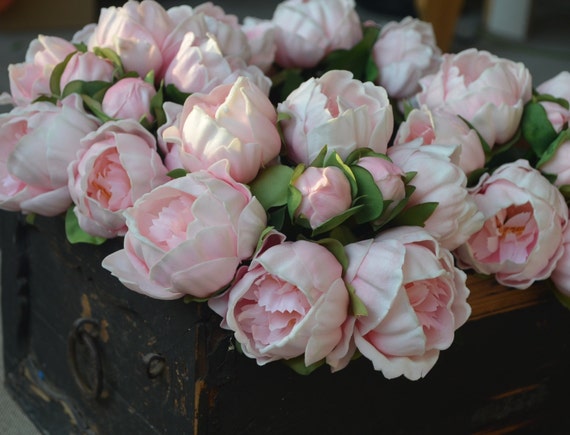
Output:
[1, 0, 569, 380]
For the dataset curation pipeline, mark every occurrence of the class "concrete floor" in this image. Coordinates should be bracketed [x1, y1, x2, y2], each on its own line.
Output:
[1, 1, 569, 434]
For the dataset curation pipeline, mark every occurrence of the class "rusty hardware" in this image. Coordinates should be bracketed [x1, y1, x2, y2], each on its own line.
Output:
[67, 318, 103, 400]
[142, 353, 166, 378]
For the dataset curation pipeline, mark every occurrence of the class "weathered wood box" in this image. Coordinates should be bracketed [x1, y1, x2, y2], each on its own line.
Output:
[2, 210, 570, 434]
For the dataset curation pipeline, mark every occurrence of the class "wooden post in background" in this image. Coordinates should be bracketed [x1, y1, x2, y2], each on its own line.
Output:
[414, 0, 465, 52]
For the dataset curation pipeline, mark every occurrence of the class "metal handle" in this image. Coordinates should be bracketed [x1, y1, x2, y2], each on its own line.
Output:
[67, 318, 103, 400]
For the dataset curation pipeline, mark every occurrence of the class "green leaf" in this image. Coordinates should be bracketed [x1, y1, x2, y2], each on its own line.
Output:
[150, 83, 166, 127]
[62, 80, 112, 101]
[282, 356, 324, 375]
[164, 83, 190, 105]
[316, 238, 349, 272]
[391, 202, 438, 228]
[267, 206, 287, 231]
[345, 147, 390, 166]
[167, 168, 188, 179]
[311, 205, 363, 236]
[65, 208, 107, 245]
[347, 282, 368, 317]
[25, 213, 36, 225]
[287, 183, 304, 222]
[535, 92, 570, 110]
[351, 165, 384, 223]
[372, 185, 414, 230]
[270, 68, 305, 102]
[323, 152, 357, 196]
[329, 225, 358, 245]
[93, 46, 125, 77]
[558, 184, 570, 201]
[249, 165, 294, 210]
[308, 145, 329, 168]
[319, 25, 380, 81]
[73, 42, 88, 53]
[49, 51, 76, 97]
[81, 94, 115, 123]
[536, 129, 570, 168]
[522, 101, 559, 158]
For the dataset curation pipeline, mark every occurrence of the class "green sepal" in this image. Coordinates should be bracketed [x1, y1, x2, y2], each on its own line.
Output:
[390, 201, 438, 228]
[351, 165, 384, 224]
[81, 94, 115, 123]
[25, 213, 36, 225]
[267, 206, 287, 231]
[536, 129, 570, 168]
[287, 165, 306, 219]
[73, 42, 88, 53]
[150, 82, 166, 127]
[308, 145, 329, 168]
[558, 184, 570, 201]
[347, 282, 368, 317]
[522, 101, 558, 158]
[535, 92, 570, 110]
[371, 184, 415, 230]
[182, 283, 229, 304]
[319, 25, 380, 82]
[269, 68, 305, 103]
[164, 83, 190, 105]
[316, 237, 349, 272]
[345, 147, 391, 166]
[32, 95, 58, 105]
[403, 171, 417, 184]
[329, 225, 358, 245]
[466, 167, 488, 188]
[65, 207, 107, 245]
[93, 46, 125, 78]
[310, 205, 363, 236]
[61, 80, 112, 102]
[49, 51, 76, 97]
[249, 165, 294, 211]
[167, 168, 188, 179]
[282, 356, 324, 375]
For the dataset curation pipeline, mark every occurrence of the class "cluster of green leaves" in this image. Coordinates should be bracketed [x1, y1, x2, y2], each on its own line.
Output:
[522, 92, 570, 199]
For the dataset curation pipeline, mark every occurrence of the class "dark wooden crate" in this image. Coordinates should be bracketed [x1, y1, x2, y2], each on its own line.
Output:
[2, 210, 570, 434]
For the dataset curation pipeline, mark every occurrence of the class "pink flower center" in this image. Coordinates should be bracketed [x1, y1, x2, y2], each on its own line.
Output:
[236, 274, 311, 349]
[87, 148, 131, 211]
[406, 278, 453, 349]
[146, 194, 196, 251]
[470, 202, 538, 264]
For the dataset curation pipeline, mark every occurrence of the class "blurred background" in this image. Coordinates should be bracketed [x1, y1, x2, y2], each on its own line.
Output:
[1, 0, 569, 433]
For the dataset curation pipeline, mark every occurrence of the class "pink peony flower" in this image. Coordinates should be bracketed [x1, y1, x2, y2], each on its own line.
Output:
[388, 140, 484, 250]
[292, 166, 352, 229]
[242, 17, 277, 73]
[539, 139, 570, 187]
[0, 95, 100, 216]
[272, 0, 362, 68]
[208, 239, 350, 366]
[161, 76, 281, 184]
[68, 120, 169, 238]
[102, 164, 267, 300]
[536, 71, 570, 133]
[372, 17, 441, 99]
[278, 70, 393, 165]
[102, 77, 157, 122]
[455, 159, 568, 289]
[161, 3, 251, 77]
[8, 35, 76, 106]
[328, 227, 470, 379]
[416, 48, 532, 147]
[395, 107, 486, 175]
[88, 0, 173, 78]
[163, 32, 270, 96]
[59, 51, 115, 90]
